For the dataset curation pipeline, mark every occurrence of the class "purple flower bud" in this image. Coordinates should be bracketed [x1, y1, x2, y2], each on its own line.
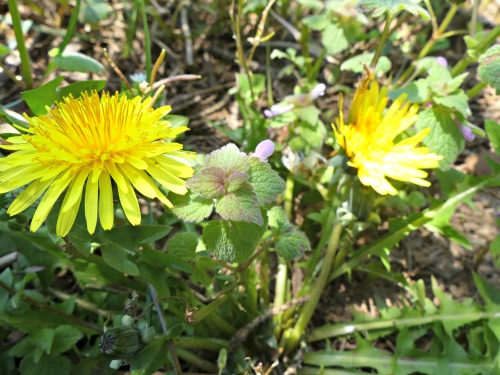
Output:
[454, 118, 475, 142]
[425, 101, 432, 108]
[436, 56, 448, 68]
[264, 103, 295, 118]
[310, 83, 326, 100]
[252, 140, 275, 162]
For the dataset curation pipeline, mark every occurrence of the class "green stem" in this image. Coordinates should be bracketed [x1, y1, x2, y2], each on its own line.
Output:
[139, 0, 152, 81]
[451, 24, 500, 77]
[176, 348, 218, 373]
[467, 81, 487, 99]
[273, 175, 294, 331]
[397, 3, 458, 84]
[281, 222, 344, 354]
[176, 336, 229, 351]
[7, 0, 33, 89]
[370, 11, 392, 69]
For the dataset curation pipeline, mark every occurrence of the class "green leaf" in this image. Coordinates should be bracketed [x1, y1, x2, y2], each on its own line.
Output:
[425, 205, 472, 250]
[53, 50, 105, 73]
[302, 15, 328, 30]
[166, 232, 198, 260]
[101, 245, 140, 276]
[21, 77, 65, 116]
[139, 249, 193, 273]
[56, 80, 106, 100]
[433, 91, 471, 118]
[100, 225, 172, 248]
[322, 23, 349, 55]
[215, 185, 263, 225]
[203, 219, 267, 263]
[0, 105, 29, 130]
[164, 114, 189, 128]
[20, 354, 71, 375]
[79, 0, 111, 24]
[0, 44, 10, 57]
[295, 105, 321, 125]
[187, 167, 231, 199]
[169, 191, 214, 223]
[51, 325, 84, 355]
[415, 107, 464, 170]
[248, 158, 286, 205]
[205, 143, 249, 174]
[340, 52, 392, 74]
[360, 0, 430, 20]
[478, 45, 500, 94]
[276, 230, 311, 261]
[191, 255, 215, 286]
[31, 328, 55, 354]
[267, 206, 289, 230]
[485, 120, 500, 155]
[130, 338, 168, 375]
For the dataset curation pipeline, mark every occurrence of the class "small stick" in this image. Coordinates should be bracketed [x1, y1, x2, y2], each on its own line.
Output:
[180, 6, 194, 66]
[103, 48, 133, 93]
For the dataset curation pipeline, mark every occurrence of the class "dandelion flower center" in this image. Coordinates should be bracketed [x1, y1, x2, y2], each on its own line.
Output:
[0, 92, 194, 236]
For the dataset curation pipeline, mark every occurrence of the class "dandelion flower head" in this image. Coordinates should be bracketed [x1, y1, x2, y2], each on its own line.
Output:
[0, 92, 194, 236]
[332, 73, 442, 195]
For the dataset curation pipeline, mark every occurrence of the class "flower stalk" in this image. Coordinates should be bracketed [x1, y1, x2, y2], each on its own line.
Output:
[280, 221, 344, 354]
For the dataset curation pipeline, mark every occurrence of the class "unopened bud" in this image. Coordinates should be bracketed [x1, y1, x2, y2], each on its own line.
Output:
[99, 326, 143, 359]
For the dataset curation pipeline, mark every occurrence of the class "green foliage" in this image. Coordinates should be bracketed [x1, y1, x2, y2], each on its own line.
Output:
[478, 45, 500, 94]
[415, 107, 465, 170]
[51, 49, 105, 73]
[360, 0, 430, 20]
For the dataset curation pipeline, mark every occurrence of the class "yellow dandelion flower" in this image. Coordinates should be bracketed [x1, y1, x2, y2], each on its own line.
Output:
[0, 92, 194, 236]
[332, 74, 442, 196]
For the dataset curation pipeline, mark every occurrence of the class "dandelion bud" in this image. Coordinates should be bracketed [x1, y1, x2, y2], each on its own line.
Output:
[99, 326, 143, 359]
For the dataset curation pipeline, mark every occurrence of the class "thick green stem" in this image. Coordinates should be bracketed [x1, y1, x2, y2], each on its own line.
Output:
[467, 81, 487, 99]
[273, 176, 294, 331]
[281, 222, 344, 354]
[370, 11, 392, 69]
[7, 0, 33, 89]
[176, 348, 218, 373]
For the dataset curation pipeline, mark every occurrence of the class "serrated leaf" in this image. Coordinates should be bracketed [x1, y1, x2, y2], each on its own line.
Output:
[433, 91, 471, 118]
[205, 143, 250, 174]
[478, 45, 500, 94]
[485, 120, 500, 155]
[226, 171, 250, 193]
[53, 50, 105, 73]
[267, 206, 289, 230]
[20, 354, 71, 375]
[21, 77, 65, 116]
[360, 0, 430, 20]
[215, 185, 263, 225]
[276, 230, 311, 261]
[340, 53, 392, 74]
[248, 158, 286, 205]
[425, 205, 472, 250]
[166, 232, 198, 260]
[187, 167, 228, 199]
[203, 219, 267, 263]
[169, 191, 214, 223]
[322, 23, 349, 55]
[415, 107, 464, 170]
